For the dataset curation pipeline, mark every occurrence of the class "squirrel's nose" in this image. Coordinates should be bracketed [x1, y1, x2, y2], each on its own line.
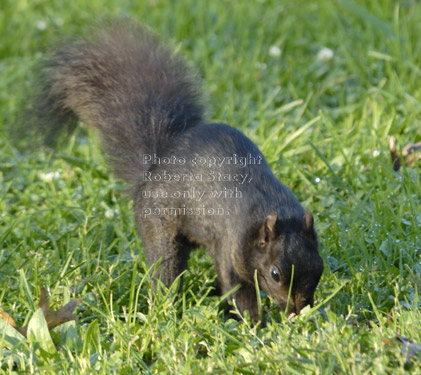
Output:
[289, 294, 314, 315]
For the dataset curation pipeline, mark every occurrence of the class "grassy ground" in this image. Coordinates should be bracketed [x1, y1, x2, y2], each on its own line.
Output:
[1, 0, 421, 373]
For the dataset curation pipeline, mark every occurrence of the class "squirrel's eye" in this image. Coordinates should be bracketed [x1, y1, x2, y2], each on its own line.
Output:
[270, 266, 280, 282]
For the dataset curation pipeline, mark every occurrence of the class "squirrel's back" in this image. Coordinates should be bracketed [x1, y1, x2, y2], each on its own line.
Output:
[25, 22, 323, 320]
[32, 22, 204, 185]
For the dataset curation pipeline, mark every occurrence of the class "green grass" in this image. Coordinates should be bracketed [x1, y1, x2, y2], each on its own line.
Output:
[1, 0, 421, 373]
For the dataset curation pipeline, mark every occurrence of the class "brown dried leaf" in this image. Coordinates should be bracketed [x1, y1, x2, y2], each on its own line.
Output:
[382, 339, 393, 346]
[1, 286, 83, 338]
[38, 286, 83, 331]
[1, 309, 17, 328]
[389, 136, 421, 171]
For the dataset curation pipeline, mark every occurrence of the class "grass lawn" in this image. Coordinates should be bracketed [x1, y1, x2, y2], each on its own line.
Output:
[1, 0, 420, 373]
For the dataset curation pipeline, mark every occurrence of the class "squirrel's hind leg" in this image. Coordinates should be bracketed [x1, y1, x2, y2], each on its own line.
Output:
[139, 218, 192, 289]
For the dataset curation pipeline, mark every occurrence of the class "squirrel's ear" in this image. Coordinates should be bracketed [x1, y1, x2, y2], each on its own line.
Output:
[303, 208, 314, 231]
[258, 212, 277, 250]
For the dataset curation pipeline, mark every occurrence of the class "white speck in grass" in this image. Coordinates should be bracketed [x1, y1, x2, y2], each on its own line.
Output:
[373, 149, 381, 157]
[269, 45, 281, 58]
[55, 17, 64, 26]
[314, 177, 321, 183]
[36, 20, 47, 30]
[317, 47, 334, 62]
[105, 209, 114, 219]
[39, 171, 60, 183]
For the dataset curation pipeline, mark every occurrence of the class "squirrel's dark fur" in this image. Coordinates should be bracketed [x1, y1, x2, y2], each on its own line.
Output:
[30, 22, 323, 323]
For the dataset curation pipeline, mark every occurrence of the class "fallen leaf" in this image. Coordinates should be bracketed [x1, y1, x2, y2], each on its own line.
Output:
[382, 339, 393, 346]
[0, 309, 17, 328]
[389, 136, 421, 171]
[37, 286, 83, 332]
[1, 285, 83, 338]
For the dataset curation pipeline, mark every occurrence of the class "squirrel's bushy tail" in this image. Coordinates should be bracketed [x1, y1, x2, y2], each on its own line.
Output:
[32, 22, 204, 185]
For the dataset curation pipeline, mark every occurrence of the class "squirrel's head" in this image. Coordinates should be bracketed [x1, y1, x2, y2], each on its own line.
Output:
[251, 209, 324, 315]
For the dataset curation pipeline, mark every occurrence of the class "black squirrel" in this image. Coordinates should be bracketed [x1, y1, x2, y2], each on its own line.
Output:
[29, 22, 323, 323]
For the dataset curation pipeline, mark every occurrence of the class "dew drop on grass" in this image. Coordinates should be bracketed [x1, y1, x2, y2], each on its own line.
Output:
[269, 45, 281, 58]
[36, 20, 47, 30]
[317, 47, 334, 62]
